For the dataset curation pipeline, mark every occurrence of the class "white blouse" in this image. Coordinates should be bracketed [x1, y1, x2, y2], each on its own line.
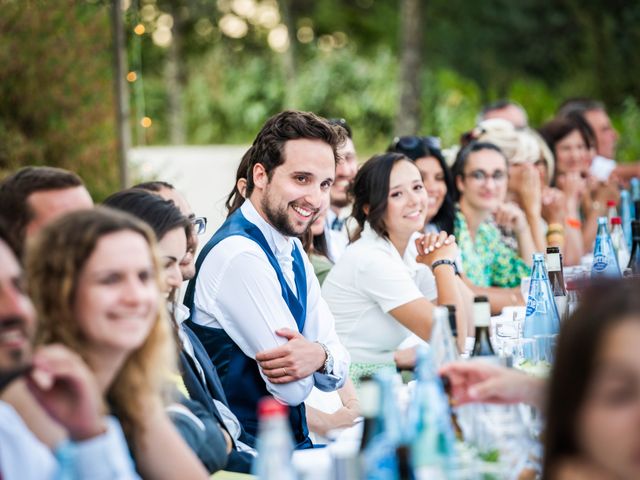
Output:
[322, 224, 437, 365]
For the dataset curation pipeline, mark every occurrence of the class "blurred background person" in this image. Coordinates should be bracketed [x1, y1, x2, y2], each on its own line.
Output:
[451, 141, 532, 313]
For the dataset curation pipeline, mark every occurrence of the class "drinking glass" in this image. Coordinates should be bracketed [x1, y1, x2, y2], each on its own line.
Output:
[520, 277, 531, 302]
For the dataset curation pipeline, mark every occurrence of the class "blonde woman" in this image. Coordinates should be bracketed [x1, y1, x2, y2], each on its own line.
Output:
[25, 208, 208, 479]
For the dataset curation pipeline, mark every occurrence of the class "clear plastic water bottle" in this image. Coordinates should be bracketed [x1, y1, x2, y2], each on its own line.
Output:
[610, 217, 631, 270]
[252, 398, 297, 480]
[620, 190, 633, 249]
[407, 347, 454, 477]
[592, 216, 622, 278]
[523, 253, 561, 338]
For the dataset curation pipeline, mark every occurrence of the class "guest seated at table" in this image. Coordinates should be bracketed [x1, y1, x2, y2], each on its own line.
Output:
[104, 189, 234, 473]
[387, 135, 475, 338]
[539, 116, 618, 253]
[443, 278, 640, 480]
[25, 208, 210, 479]
[322, 152, 466, 380]
[451, 141, 532, 313]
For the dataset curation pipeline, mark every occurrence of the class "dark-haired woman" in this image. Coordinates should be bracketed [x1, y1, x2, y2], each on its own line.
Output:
[451, 142, 533, 313]
[539, 116, 618, 254]
[322, 152, 466, 379]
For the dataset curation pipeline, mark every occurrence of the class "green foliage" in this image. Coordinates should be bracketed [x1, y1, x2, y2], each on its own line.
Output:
[0, 0, 118, 200]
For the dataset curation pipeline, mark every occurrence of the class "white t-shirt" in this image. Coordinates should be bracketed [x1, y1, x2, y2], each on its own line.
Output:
[322, 224, 437, 365]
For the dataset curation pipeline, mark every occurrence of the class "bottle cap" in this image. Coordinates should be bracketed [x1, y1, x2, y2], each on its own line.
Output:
[546, 246, 560, 254]
[611, 216, 622, 225]
[257, 397, 288, 418]
[607, 200, 617, 207]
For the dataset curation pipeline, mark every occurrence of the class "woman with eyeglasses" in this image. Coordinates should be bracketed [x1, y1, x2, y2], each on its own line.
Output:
[322, 152, 467, 379]
[452, 141, 534, 311]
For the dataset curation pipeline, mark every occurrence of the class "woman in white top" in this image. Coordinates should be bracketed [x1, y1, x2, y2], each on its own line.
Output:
[322, 152, 466, 381]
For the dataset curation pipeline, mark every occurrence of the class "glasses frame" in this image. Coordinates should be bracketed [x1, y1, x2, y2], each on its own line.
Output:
[192, 216, 208, 235]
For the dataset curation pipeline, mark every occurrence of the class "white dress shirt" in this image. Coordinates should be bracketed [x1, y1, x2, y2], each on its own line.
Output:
[322, 224, 437, 365]
[0, 401, 139, 480]
[191, 200, 349, 407]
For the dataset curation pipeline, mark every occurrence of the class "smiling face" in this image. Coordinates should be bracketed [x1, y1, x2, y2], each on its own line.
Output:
[414, 156, 447, 223]
[0, 240, 35, 377]
[157, 227, 188, 296]
[73, 231, 159, 356]
[330, 137, 358, 210]
[555, 129, 590, 175]
[382, 160, 428, 239]
[457, 149, 508, 213]
[578, 318, 640, 479]
[253, 138, 335, 237]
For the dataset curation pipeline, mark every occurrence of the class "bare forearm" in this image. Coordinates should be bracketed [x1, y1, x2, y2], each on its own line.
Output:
[525, 211, 547, 252]
[515, 224, 536, 266]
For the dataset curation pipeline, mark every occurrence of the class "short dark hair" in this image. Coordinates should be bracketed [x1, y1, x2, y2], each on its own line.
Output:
[103, 188, 191, 242]
[451, 141, 507, 201]
[0, 218, 14, 257]
[0, 166, 85, 257]
[556, 97, 606, 117]
[133, 181, 175, 192]
[543, 278, 640, 479]
[351, 152, 412, 241]
[328, 118, 353, 139]
[244, 110, 347, 198]
[388, 136, 455, 235]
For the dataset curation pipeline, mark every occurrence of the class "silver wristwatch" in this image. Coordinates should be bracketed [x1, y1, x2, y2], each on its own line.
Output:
[316, 342, 334, 375]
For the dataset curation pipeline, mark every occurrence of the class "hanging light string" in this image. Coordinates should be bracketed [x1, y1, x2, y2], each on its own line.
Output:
[127, 0, 150, 145]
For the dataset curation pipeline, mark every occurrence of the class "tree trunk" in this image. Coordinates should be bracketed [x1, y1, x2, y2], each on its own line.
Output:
[166, 2, 187, 145]
[111, 0, 131, 188]
[395, 0, 423, 136]
[278, 0, 297, 108]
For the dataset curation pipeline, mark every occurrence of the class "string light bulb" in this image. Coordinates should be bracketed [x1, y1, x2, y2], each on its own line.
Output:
[126, 71, 137, 82]
[134, 23, 146, 35]
[140, 116, 152, 128]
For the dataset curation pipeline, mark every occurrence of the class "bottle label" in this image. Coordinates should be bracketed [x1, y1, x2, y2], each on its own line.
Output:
[593, 255, 609, 272]
[525, 296, 537, 316]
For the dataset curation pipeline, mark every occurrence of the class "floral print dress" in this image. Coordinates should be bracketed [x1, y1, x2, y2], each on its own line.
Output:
[454, 210, 529, 288]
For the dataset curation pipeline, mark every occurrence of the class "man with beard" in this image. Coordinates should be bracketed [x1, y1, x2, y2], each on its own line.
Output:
[0, 224, 137, 479]
[184, 111, 350, 449]
[325, 119, 359, 262]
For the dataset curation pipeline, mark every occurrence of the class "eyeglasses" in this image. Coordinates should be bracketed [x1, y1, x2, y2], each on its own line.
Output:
[463, 169, 507, 183]
[192, 216, 207, 235]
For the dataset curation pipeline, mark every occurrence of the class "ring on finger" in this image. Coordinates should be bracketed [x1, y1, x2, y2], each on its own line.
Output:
[282, 367, 287, 377]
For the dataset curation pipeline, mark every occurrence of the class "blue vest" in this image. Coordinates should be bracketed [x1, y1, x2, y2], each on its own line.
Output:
[184, 208, 312, 449]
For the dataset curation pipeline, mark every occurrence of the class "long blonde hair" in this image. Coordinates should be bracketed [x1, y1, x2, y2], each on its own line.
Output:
[26, 207, 176, 442]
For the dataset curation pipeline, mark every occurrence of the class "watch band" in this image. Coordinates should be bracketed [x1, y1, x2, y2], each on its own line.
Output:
[431, 259, 458, 275]
[315, 342, 333, 375]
